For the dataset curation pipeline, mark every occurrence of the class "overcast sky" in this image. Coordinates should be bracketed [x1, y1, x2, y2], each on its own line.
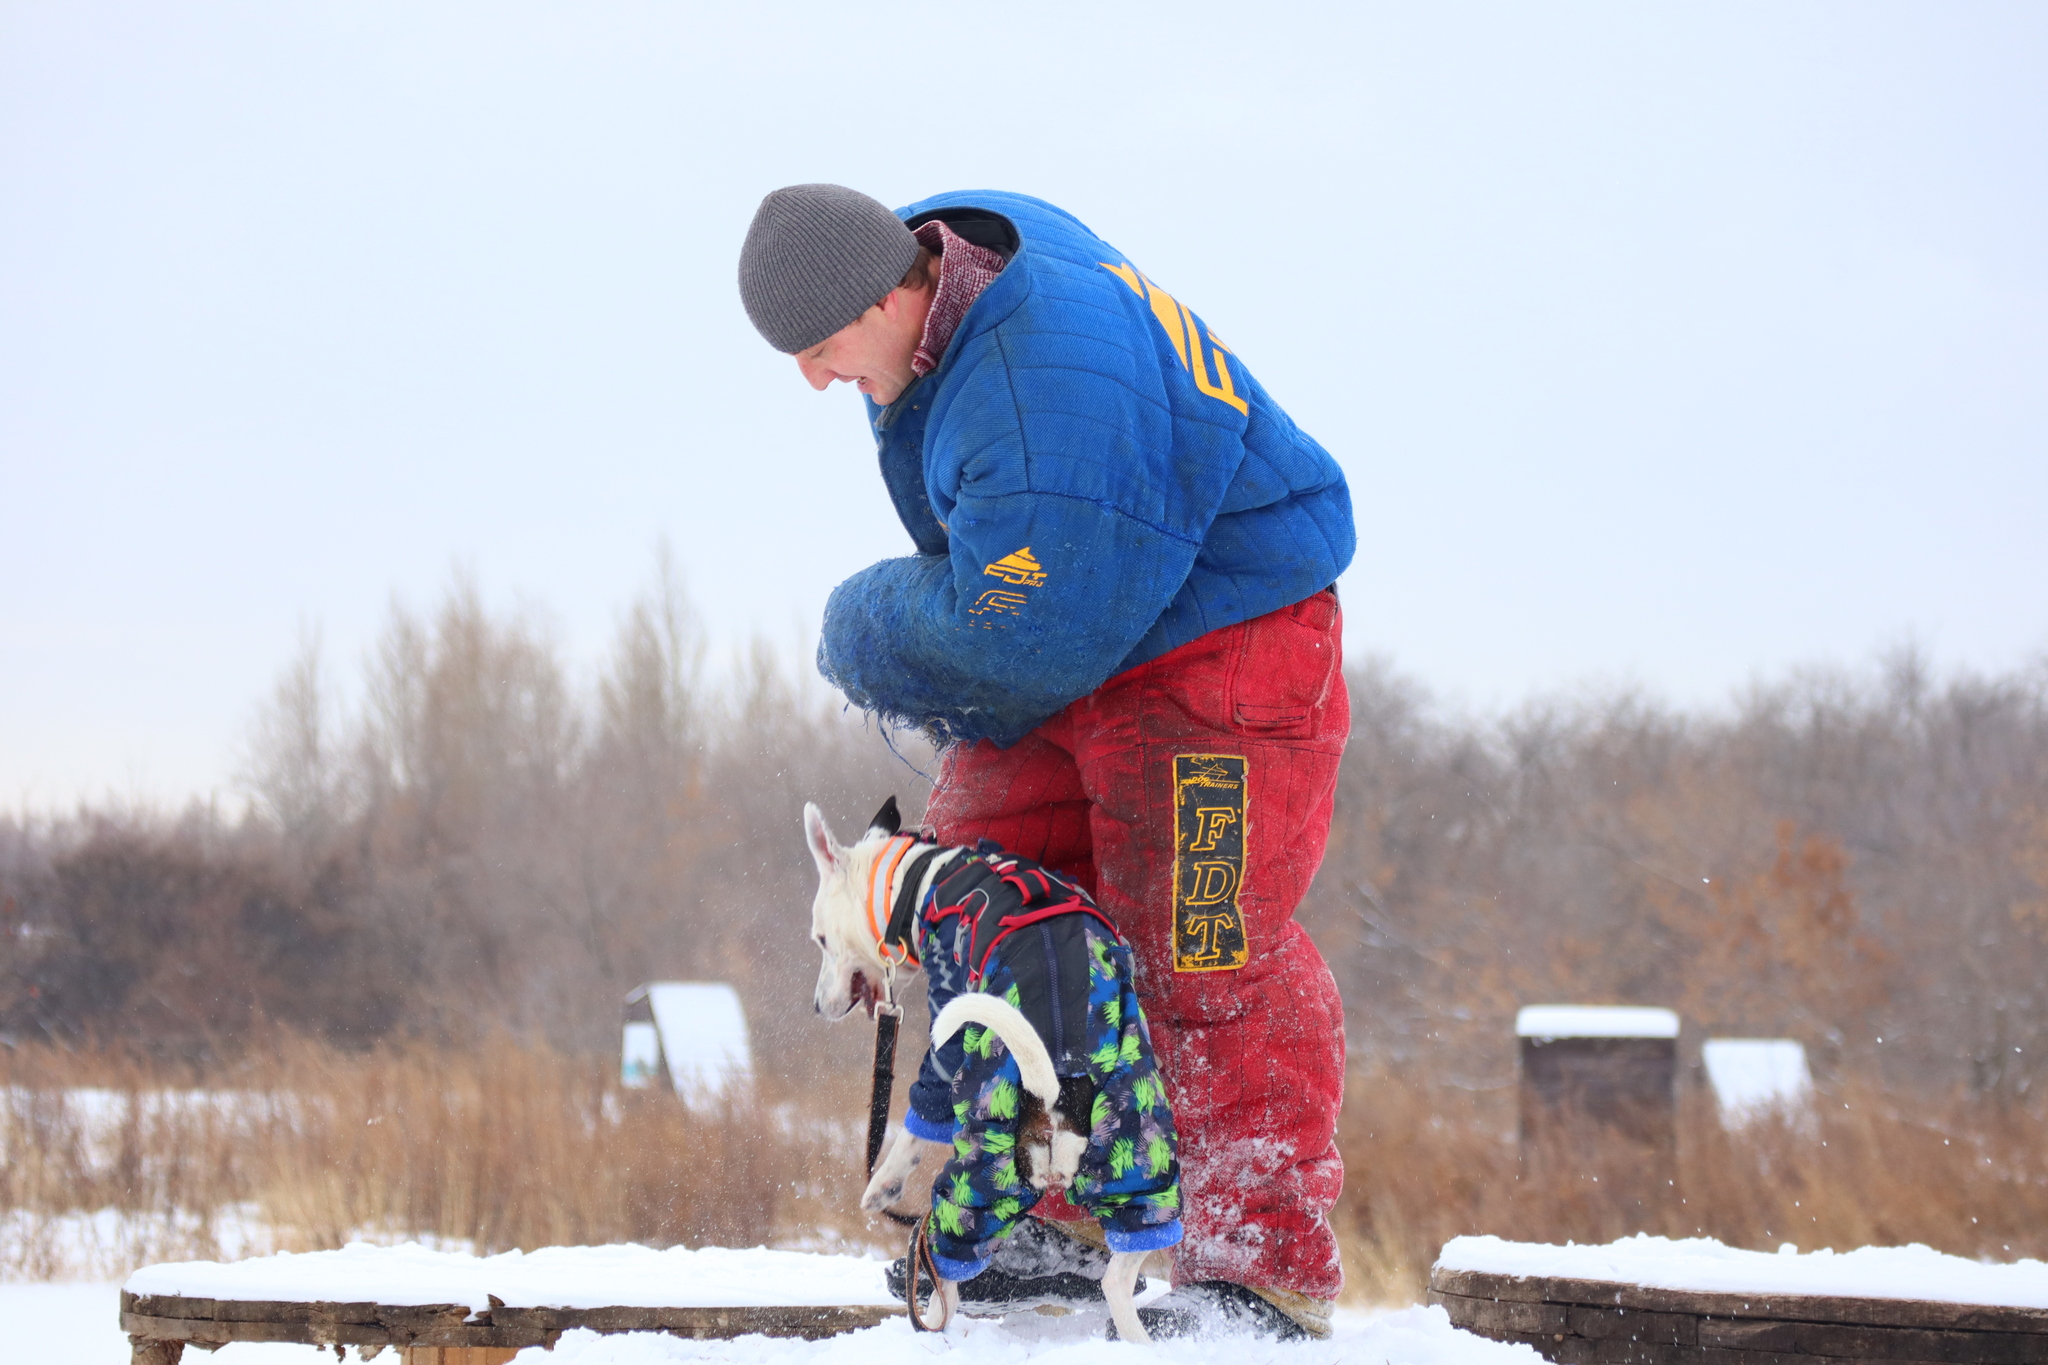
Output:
[4, 2, 2044, 809]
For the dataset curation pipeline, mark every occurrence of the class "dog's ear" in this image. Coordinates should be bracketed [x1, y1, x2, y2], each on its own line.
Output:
[866, 796, 902, 838]
[803, 802, 840, 875]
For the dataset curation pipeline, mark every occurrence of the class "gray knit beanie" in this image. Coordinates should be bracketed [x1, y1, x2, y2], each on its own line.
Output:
[738, 184, 921, 353]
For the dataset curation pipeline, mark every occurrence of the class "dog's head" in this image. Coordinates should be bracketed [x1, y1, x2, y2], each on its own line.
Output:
[802, 796, 921, 1021]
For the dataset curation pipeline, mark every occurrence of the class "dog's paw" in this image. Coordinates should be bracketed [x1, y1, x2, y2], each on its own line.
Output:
[860, 1169, 908, 1213]
[861, 1124, 930, 1212]
[934, 1279, 962, 1332]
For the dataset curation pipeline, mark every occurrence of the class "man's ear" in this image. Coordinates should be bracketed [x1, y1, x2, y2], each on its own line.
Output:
[804, 803, 839, 875]
[867, 796, 902, 838]
[876, 281, 923, 319]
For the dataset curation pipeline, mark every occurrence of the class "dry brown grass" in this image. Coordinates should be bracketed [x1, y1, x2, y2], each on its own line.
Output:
[1334, 1067, 2048, 1305]
[0, 1035, 888, 1279]
[9, 1039, 2046, 1301]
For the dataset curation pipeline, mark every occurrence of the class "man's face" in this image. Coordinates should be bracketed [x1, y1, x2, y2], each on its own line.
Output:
[794, 284, 929, 406]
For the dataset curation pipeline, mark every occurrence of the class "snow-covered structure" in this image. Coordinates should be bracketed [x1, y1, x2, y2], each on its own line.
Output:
[1515, 1005, 1680, 1040]
[621, 982, 753, 1106]
[1516, 1004, 1680, 1201]
[1701, 1037, 1813, 1127]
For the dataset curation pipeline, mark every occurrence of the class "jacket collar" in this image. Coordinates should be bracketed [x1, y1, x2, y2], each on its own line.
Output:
[870, 210, 1030, 434]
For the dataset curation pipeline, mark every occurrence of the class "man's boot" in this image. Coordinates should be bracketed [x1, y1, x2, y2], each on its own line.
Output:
[884, 1216, 1145, 1312]
[1118, 1280, 1329, 1340]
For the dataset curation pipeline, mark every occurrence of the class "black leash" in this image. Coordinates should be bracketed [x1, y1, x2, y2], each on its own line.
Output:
[905, 1212, 943, 1332]
[863, 1002, 925, 1229]
[863, 1002, 902, 1178]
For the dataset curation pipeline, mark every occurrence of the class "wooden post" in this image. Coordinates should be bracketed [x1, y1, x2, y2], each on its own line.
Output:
[400, 1349, 522, 1365]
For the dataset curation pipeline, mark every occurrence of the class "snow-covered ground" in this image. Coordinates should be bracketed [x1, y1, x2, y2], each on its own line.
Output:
[0, 1205, 283, 1280]
[128, 1242, 902, 1311]
[11, 1282, 135, 1365]
[0, 1204, 476, 1281]
[114, 1242, 1539, 1362]
[518, 1308, 1532, 1364]
[27, 1232, 2048, 1364]
[11, 1281, 364, 1365]
[8, 1280, 1527, 1365]
[0, 1086, 307, 1161]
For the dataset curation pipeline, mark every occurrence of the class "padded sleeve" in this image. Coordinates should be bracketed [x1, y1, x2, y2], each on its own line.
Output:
[817, 352, 1210, 747]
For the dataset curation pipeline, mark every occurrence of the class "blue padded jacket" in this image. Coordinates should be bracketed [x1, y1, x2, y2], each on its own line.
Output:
[817, 191, 1354, 747]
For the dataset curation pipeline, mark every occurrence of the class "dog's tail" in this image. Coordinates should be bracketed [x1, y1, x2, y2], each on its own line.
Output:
[931, 994, 1059, 1108]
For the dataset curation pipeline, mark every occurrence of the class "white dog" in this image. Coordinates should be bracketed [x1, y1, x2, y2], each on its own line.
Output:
[804, 799, 1156, 1342]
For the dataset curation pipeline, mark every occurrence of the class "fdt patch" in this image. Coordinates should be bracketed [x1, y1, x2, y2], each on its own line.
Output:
[1172, 754, 1249, 972]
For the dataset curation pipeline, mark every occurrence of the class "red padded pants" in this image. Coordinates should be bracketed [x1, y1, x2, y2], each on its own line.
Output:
[925, 590, 1349, 1300]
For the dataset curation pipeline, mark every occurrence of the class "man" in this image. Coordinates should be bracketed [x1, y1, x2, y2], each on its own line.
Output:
[739, 185, 1354, 1339]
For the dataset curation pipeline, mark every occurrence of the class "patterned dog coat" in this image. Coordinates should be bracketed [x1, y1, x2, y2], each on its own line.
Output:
[880, 838, 1183, 1281]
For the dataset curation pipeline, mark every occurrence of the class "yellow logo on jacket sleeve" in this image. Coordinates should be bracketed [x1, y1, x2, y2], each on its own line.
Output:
[1100, 261, 1250, 417]
[967, 589, 1029, 622]
[967, 548, 1045, 629]
[983, 547, 1047, 587]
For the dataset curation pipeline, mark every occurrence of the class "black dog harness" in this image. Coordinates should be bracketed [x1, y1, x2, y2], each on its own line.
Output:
[890, 842, 1123, 1077]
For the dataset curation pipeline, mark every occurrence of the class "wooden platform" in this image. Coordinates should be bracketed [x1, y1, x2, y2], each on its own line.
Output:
[1429, 1264, 2048, 1365]
[121, 1289, 900, 1363]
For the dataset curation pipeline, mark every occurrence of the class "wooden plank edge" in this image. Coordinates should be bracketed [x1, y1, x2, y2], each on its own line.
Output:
[1461, 1325, 1972, 1365]
[1430, 1288, 1571, 1336]
[646, 1305, 902, 1340]
[1701, 1317, 2048, 1365]
[119, 1313, 552, 1350]
[122, 1304, 902, 1346]
[1433, 1290, 2048, 1365]
[1433, 1266, 1552, 1304]
[125, 1292, 219, 1320]
[123, 1295, 470, 1328]
[215, 1298, 388, 1324]
[1430, 1267, 2048, 1335]
[493, 1304, 903, 1339]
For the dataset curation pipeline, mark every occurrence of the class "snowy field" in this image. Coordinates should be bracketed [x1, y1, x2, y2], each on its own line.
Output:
[22, 1232, 2048, 1364]
[9, 1281, 1526, 1365]
[107, 1242, 1538, 1362]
